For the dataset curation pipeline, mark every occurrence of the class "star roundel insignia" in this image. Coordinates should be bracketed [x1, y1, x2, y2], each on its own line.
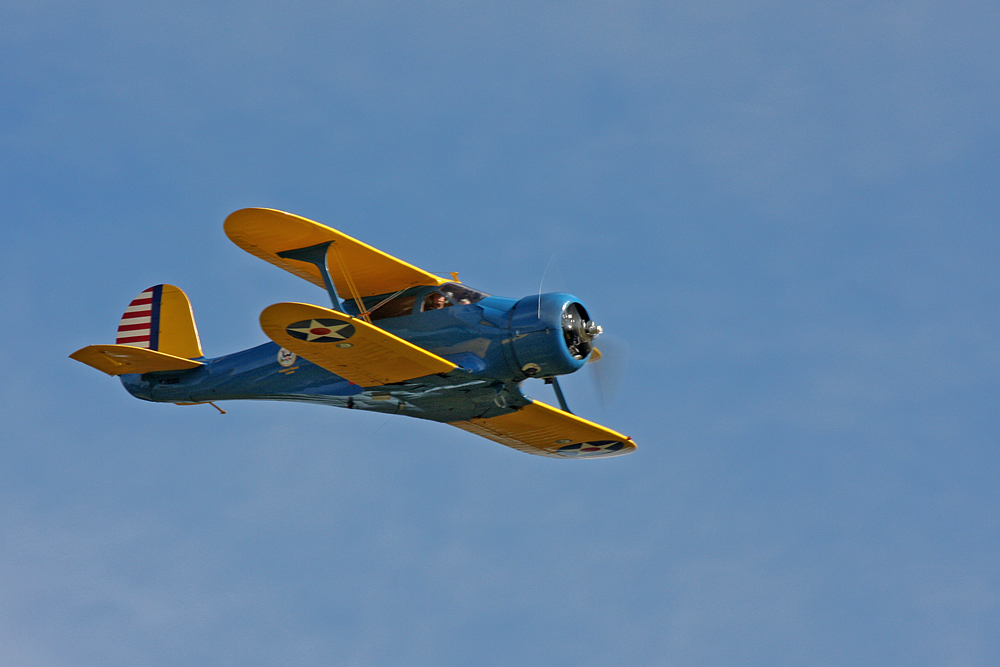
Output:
[555, 440, 626, 458]
[286, 319, 356, 343]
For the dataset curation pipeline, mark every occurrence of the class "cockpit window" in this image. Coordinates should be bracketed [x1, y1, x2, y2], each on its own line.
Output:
[367, 283, 490, 319]
[368, 294, 416, 320]
[439, 283, 489, 305]
[421, 283, 490, 311]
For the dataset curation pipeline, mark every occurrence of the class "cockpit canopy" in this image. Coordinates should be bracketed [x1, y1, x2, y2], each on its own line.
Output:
[353, 283, 490, 321]
[425, 283, 490, 311]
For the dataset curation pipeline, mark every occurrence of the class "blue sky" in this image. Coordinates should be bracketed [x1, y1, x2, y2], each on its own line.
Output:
[3, 2, 999, 665]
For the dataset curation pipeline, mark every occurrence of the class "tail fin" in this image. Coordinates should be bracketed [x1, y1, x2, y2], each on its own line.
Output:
[70, 284, 205, 376]
[115, 284, 203, 358]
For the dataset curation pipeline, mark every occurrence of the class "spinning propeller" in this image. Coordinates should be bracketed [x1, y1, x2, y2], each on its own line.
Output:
[587, 332, 628, 409]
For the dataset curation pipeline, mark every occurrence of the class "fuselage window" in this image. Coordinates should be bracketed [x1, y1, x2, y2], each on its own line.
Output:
[369, 295, 416, 321]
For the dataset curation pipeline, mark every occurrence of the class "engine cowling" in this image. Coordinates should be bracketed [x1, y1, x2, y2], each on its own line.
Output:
[507, 293, 602, 379]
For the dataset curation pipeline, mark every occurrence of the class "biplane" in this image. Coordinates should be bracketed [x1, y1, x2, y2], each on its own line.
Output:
[70, 209, 636, 459]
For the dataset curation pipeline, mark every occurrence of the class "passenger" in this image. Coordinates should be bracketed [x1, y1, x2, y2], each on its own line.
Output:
[423, 292, 448, 310]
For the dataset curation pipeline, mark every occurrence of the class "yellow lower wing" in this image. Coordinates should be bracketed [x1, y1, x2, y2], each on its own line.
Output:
[70, 345, 203, 376]
[260, 302, 457, 386]
[451, 401, 637, 459]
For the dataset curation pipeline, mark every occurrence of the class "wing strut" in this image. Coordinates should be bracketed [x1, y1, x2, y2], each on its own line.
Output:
[276, 242, 342, 310]
[276, 242, 374, 324]
[328, 242, 372, 324]
[544, 376, 573, 414]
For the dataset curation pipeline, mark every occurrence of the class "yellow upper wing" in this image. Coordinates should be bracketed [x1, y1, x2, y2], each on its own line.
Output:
[451, 401, 637, 459]
[225, 208, 449, 300]
[260, 302, 457, 386]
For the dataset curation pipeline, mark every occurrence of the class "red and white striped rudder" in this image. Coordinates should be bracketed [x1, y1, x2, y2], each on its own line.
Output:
[117, 286, 158, 348]
[115, 284, 203, 359]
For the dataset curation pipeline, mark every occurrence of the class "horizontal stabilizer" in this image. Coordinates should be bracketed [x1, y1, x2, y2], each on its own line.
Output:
[70, 344, 203, 376]
[225, 208, 448, 299]
[260, 302, 457, 386]
[451, 401, 636, 459]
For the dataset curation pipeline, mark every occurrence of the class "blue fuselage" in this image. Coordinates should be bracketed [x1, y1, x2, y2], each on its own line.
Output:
[121, 288, 592, 424]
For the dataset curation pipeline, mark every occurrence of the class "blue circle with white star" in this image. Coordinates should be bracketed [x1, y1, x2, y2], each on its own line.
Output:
[286, 319, 356, 343]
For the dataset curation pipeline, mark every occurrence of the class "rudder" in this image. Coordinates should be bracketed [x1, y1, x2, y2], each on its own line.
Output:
[116, 284, 203, 359]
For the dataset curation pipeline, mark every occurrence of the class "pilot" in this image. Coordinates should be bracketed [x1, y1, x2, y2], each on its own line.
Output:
[423, 292, 448, 310]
